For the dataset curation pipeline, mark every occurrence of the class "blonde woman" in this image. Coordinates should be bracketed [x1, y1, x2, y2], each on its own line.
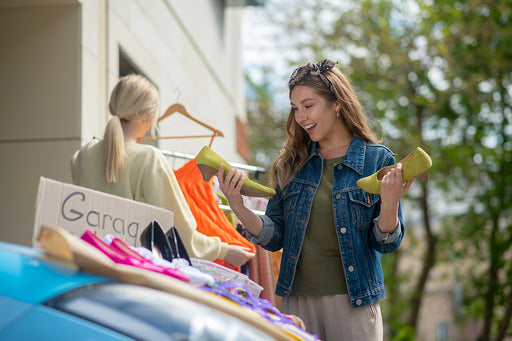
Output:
[72, 74, 254, 267]
[217, 60, 415, 340]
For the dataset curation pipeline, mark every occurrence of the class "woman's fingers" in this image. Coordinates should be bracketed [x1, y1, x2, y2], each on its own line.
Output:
[380, 163, 413, 201]
[225, 244, 256, 268]
[236, 173, 246, 192]
[382, 163, 402, 184]
[403, 178, 415, 192]
[217, 164, 245, 196]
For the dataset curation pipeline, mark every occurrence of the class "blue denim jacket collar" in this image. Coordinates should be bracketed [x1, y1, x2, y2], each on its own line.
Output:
[308, 135, 366, 175]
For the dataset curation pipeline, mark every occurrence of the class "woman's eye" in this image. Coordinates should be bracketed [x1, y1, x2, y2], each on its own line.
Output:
[305, 105, 312, 109]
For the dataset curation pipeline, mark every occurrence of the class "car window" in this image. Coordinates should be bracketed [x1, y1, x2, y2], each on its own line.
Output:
[44, 283, 275, 341]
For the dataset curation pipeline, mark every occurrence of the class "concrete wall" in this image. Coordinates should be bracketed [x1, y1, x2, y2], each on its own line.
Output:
[0, 0, 248, 246]
[0, 2, 82, 246]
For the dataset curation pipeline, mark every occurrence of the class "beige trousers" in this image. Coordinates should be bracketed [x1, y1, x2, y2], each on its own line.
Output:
[280, 294, 383, 341]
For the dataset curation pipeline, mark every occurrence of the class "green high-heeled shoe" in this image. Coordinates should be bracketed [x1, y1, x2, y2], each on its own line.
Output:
[196, 146, 276, 198]
[356, 147, 432, 194]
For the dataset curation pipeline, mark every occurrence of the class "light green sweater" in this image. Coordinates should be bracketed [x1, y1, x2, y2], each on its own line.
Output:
[71, 139, 228, 261]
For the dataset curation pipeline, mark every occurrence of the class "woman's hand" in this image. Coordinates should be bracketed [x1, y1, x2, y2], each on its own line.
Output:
[378, 162, 414, 233]
[217, 164, 265, 238]
[216, 164, 245, 210]
[224, 244, 255, 268]
[380, 162, 414, 204]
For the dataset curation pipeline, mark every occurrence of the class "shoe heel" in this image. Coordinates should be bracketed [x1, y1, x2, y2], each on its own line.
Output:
[196, 164, 218, 182]
[416, 168, 430, 181]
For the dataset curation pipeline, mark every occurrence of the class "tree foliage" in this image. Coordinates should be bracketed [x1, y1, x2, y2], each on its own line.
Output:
[245, 68, 287, 185]
[424, 1, 512, 340]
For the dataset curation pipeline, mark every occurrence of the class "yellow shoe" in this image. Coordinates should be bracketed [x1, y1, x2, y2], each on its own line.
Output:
[196, 146, 276, 198]
[356, 147, 432, 194]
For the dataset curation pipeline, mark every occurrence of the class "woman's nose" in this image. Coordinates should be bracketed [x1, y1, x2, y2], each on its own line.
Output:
[295, 108, 306, 122]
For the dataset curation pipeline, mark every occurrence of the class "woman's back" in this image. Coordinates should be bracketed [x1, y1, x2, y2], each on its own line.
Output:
[72, 139, 165, 203]
[70, 75, 254, 266]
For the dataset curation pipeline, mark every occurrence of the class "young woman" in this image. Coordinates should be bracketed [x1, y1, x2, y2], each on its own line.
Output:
[71, 74, 254, 268]
[217, 60, 414, 340]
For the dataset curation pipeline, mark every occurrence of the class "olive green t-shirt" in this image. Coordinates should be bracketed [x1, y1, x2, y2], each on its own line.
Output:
[291, 156, 348, 296]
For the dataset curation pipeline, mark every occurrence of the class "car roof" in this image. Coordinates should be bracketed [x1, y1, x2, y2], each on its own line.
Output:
[0, 241, 113, 304]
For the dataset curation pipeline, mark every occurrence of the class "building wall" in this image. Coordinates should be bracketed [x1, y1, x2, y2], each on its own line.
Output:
[0, 1, 82, 246]
[0, 0, 248, 246]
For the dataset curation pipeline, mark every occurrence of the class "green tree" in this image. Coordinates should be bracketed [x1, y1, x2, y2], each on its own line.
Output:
[423, 1, 512, 339]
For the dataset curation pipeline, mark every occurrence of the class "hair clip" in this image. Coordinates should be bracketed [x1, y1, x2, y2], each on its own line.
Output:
[288, 59, 338, 93]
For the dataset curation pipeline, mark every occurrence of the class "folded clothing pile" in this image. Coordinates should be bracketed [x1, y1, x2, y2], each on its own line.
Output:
[203, 281, 318, 341]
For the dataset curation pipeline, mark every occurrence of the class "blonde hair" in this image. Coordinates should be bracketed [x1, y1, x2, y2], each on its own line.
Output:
[103, 74, 159, 183]
[270, 61, 379, 190]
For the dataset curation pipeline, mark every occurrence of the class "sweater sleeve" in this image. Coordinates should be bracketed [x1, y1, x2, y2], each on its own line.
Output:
[138, 149, 228, 261]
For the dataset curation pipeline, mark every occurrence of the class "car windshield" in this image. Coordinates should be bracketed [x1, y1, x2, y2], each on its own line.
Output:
[45, 283, 275, 341]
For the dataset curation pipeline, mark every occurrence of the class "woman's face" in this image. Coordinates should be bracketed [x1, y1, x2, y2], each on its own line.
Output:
[291, 85, 340, 144]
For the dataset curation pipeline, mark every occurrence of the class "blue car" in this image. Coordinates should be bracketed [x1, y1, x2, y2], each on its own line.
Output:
[0, 241, 277, 341]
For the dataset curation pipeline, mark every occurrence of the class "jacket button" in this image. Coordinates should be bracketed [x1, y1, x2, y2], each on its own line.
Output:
[356, 299, 362, 306]
[340, 227, 347, 234]
[336, 194, 341, 200]
[348, 265, 354, 272]
[337, 165, 343, 170]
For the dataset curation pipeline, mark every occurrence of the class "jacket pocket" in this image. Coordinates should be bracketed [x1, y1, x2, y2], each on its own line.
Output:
[348, 189, 379, 231]
[283, 182, 301, 220]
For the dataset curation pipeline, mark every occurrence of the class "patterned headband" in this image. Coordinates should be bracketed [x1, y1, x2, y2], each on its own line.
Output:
[288, 59, 338, 93]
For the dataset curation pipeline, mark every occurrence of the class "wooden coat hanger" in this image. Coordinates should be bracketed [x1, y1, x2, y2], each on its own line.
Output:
[139, 103, 224, 142]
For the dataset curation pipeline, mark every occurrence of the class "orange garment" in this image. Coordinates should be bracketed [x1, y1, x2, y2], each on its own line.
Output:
[174, 158, 255, 270]
[271, 250, 283, 309]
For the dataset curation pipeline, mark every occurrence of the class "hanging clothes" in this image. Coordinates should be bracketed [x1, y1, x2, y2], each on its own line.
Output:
[254, 245, 277, 306]
[174, 158, 256, 270]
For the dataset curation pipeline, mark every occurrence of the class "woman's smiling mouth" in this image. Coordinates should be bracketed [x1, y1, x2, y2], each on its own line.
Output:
[305, 123, 317, 133]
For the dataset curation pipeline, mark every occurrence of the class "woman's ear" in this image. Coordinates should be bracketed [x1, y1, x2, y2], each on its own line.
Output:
[334, 101, 341, 112]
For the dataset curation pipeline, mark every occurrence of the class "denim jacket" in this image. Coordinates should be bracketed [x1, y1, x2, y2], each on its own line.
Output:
[247, 136, 405, 309]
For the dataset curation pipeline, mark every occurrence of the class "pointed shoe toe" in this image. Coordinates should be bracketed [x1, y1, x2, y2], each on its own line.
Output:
[357, 147, 432, 194]
[165, 226, 191, 265]
[140, 220, 175, 263]
[196, 146, 276, 198]
[356, 173, 382, 194]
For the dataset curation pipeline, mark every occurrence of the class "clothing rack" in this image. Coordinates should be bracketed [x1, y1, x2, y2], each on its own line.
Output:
[219, 204, 265, 216]
[160, 149, 267, 179]
[162, 148, 269, 216]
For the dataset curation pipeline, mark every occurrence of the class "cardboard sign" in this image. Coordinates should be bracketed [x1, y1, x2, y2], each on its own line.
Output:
[33, 177, 174, 247]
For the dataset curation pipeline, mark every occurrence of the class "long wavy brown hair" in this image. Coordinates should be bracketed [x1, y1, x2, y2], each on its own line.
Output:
[269, 60, 379, 190]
